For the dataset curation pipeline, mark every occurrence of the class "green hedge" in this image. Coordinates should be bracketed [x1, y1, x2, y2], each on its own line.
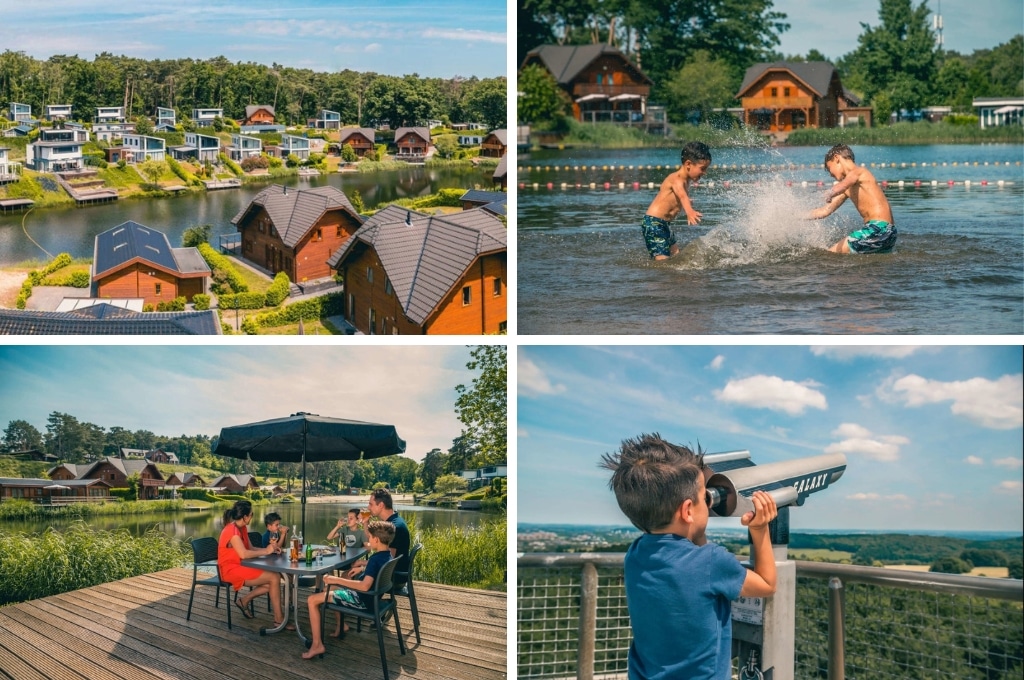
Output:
[192, 293, 211, 310]
[15, 253, 74, 308]
[155, 296, 187, 312]
[167, 156, 200, 185]
[47, 270, 91, 287]
[264, 271, 291, 306]
[197, 242, 248, 293]
[241, 292, 345, 333]
[219, 152, 244, 177]
[219, 291, 266, 309]
[108, 488, 136, 501]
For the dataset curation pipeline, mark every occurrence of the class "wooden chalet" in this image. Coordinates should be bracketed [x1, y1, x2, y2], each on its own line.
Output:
[394, 127, 432, 160]
[522, 45, 656, 128]
[480, 129, 507, 158]
[209, 473, 259, 494]
[736, 61, 851, 133]
[47, 457, 166, 499]
[92, 221, 211, 306]
[144, 449, 179, 464]
[338, 127, 375, 156]
[241, 105, 276, 126]
[0, 477, 111, 504]
[166, 472, 206, 488]
[231, 184, 363, 283]
[326, 206, 507, 335]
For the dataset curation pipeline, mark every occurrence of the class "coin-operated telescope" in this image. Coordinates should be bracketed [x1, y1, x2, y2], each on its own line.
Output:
[703, 450, 848, 680]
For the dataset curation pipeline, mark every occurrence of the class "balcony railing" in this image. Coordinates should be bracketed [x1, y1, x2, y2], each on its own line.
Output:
[517, 552, 1023, 680]
[743, 96, 815, 109]
[572, 84, 649, 98]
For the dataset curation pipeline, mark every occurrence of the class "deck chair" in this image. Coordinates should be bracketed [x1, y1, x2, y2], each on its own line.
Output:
[320, 556, 406, 680]
[186, 537, 234, 629]
[247, 532, 274, 614]
[393, 542, 422, 643]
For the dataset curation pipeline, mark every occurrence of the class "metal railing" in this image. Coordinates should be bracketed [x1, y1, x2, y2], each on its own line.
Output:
[518, 553, 1023, 680]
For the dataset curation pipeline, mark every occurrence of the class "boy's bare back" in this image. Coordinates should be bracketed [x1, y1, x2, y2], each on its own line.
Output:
[827, 163, 893, 224]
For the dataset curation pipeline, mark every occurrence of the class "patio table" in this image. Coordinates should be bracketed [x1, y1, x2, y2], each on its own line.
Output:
[242, 544, 368, 643]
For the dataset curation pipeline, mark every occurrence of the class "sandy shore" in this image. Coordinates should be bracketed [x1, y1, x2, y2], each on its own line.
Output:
[0, 270, 28, 308]
[302, 493, 416, 505]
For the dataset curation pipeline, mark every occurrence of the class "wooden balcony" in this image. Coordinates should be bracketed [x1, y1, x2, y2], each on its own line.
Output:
[0, 566, 506, 679]
[571, 83, 649, 98]
[743, 96, 814, 109]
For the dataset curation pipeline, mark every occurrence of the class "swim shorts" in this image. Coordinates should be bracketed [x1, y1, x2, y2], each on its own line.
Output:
[847, 219, 897, 254]
[641, 214, 676, 258]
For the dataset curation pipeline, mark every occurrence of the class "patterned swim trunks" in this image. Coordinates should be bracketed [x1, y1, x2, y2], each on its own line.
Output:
[641, 214, 677, 258]
[847, 219, 897, 254]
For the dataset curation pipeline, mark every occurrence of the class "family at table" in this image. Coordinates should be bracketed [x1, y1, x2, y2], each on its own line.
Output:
[216, 489, 411, 658]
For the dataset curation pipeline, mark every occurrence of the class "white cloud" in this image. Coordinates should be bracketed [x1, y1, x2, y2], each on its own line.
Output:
[364, 43, 381, 53]
[811, 346, 923, 360]
[825, 423, 909, 462]
[847, 492, 910, 502]
[518, 428, 529, 439]
[847, 492, 880, 500]
[770, 426, 790, 439]
[518, 357, 567, 397]
[996, 481, 1022, 493]
[422, 28, 506, 44]
[714, 375, 827, 415]
[965, 455, 984, 465]
[994, 457, 1023, 469]
[708, 355, 726, 371]
[880, 373, 1023, 430]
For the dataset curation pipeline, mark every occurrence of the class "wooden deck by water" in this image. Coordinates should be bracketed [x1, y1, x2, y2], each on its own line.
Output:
[0, 567, 507, 680]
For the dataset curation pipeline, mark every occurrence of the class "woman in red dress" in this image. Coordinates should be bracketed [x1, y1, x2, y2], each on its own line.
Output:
[218, 500, 287, 627]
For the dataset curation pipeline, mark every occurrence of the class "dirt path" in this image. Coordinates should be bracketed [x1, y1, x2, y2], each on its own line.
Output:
[0, 269, 28, 308]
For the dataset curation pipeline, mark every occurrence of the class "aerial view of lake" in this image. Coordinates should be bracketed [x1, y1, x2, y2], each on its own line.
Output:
[518, 144, 1024, 334]
[0, 165, 496, 266]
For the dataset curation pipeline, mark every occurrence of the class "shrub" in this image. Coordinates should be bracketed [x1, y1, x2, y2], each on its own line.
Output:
[285, 153, 301, 167]
[341, 143, 358, 162]
[192, 293, 211, 310]
[242, 292, 345, 333]
[268, 156, 284, 169]
[197, 242, 248, 293]
[218, 291, 266, 309]
[264, 271, 291, 306]
[49, 270, 91, 287]
[143, 303, 155, 312]
[219, 152, 244, 177]
[167, 156, 200, 186]
[156, 296, 187, 311]
[241, 155, 269, 171]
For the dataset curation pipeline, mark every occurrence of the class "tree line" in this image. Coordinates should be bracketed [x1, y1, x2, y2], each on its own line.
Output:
[0, 50, 507, 130]
[518, 0, 1022, 125]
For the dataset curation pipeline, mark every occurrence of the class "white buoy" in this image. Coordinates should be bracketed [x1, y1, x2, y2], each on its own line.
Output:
[931, 180, 938, 186]
[618, 182, 625, 189]
[801, 181, 808, 187]
[648, 182, 655, 189]
[898, 180, 905, 187]
[589, 182, 596, 189]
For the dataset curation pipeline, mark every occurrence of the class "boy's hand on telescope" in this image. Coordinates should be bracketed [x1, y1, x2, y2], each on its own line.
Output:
[740, 491, 778, 531]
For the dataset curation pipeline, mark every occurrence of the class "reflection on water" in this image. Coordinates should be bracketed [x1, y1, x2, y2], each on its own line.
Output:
[0, 166, 496, 265]
[0, 502, 489, 543]
[519, 144, 1024, 335]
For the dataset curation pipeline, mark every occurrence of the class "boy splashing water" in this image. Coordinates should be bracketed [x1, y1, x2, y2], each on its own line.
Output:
[807, 144, 897, 254]
[641, 141, 712, 259]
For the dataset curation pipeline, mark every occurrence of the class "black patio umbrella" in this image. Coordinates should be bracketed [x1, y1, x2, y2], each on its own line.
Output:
[213, 412, 406, 539]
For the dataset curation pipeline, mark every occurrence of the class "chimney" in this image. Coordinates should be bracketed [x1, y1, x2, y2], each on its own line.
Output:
[283, 185, 287, 195]
[405, 211, 412, 226]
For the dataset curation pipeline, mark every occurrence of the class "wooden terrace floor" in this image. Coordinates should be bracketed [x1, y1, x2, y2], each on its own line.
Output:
[0, 567, 507, 680]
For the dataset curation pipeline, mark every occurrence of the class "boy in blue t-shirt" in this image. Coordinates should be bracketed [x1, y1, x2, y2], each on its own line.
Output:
[600, 433, 779, 680]
[301, 520, 396, 660]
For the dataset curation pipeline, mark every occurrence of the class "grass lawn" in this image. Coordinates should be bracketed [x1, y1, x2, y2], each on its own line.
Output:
[788, 548, 855, 561]
[254, 317, 343, 335]
[885, 564, 1010, 578]
[222, 254, 273, 292]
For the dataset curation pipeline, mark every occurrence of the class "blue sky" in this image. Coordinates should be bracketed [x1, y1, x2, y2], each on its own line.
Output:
[0, 0, 506, 78]
[0, 345, 479, 462]
[518, 345, 1023, 532]
[770, 0, 1022, 60]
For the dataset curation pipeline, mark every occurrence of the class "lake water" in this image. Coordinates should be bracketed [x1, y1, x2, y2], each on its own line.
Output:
[0, 503, 489, 543]
[518, 144, 1024, 335]
[0, 165, 496, 265]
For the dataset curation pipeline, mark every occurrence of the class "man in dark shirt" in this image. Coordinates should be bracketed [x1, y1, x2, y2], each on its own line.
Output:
[367, 488, 410, 584]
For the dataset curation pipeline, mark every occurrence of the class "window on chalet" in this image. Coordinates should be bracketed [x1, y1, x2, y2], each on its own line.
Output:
[784, 87, 791, 97]
[369, 308, 376, 334]
[315, 228, 322, 242]
[770, 87, 778, 97]
[336, 225, 343, 238]
[155, 283, 162, 296]
[499, 321, 507, 333]
[367, 267, 373, 283]
[271, 225, 278, 238]
[258, 220, 265, 234]
[462, 286, 472, 306]
[385, 278, 392, 296]
[493, 277, 502, 297]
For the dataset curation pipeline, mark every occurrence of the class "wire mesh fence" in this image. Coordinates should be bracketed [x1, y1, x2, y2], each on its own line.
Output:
[517, 554, 1023, 680]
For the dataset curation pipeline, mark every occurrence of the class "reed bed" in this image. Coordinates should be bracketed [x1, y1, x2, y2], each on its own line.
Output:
[413, 515, 507, 590]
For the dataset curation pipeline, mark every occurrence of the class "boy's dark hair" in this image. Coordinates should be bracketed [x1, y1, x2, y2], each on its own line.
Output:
[600, 433, 706, 533]
[365, 520, 396, 546]
[264, 512, 281, 525]
[370, 487, 394, 510]
[681, 141, 712, 165]
[825, 144, 855, 164]
[348, 508, 360, 518]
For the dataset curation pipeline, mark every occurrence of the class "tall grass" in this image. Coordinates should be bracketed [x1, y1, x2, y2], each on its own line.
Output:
[786, 121, 1024, 146]
[0, 498, 203, 520]
[411, 515, 507, 590]
[0, 522, 189, 605]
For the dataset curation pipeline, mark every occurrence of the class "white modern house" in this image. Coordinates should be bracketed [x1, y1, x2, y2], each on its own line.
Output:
[973, 97, 1024, 129]
[122, 134, 167, 162]
[92, 122, 135, 142]
[39, 127, 90, 143]
[191, 108, 223, 126]
[175, 132, 221, 162]
[25, 140, 85, 172]
[45, 104, 73, 121]
[314, 109, 341, 129]
[95, 106, 126, 124]
[8, 102, 32, 123]
[459, 463, 508, 491]
[0, 146, 22, 181]
[157, 107, 176, 127]
[279, 134, 310, 160]
[228, 133, 262, 161]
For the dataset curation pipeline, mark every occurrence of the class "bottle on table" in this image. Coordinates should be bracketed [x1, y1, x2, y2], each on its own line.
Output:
[305, 543, 313, 566]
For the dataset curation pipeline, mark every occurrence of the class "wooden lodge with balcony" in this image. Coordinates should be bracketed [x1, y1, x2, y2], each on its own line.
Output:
[394, 127, 432, 160]
[48, 457, 166, 500]
[521, 44, 661, 132]
[736, 61, 866, 134]
[338, 127, 375, 156]
[0, 477, 112, 504]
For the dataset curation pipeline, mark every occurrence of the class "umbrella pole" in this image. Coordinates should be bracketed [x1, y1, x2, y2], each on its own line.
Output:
[301, 420, 307, 541]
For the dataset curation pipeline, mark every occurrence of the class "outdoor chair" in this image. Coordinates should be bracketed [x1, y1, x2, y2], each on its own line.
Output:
[186, 537, 234, 629]
[320, 555, 406, 680]
[393, 542, 423, 643]
[248, 532, 273, 614]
